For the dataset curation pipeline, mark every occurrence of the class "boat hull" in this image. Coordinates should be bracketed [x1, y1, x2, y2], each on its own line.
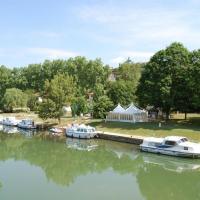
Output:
[2, 122, 18, 126]
[140, 146, 200, 158]
[18, 124, 36, 129]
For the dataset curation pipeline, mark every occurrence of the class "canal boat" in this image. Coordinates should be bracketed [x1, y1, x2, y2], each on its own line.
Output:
[65, 124, 97, 139]
[2, 117, 20, 126]
[18, 119, 36, 129]
[140, 136, 200, 158]
[49, 127, 63, 133]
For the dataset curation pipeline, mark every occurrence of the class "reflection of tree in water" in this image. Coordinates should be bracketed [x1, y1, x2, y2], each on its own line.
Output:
[0, 133, 140, 186]
[137, 162, 200, 200]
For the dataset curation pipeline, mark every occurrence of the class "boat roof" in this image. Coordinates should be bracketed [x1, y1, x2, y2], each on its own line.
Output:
[143, 137, 164, 143]
[76, 124, 95, 129]
[164, 136, 187, 141]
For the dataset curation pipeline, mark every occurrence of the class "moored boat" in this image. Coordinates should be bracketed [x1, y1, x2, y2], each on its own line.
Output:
[17, 119, 36, 129]
[140, 136, 200, 158]
[65, 124, 97, 139]
[49, 127, 63, 133]
[2, 117, 19, 126]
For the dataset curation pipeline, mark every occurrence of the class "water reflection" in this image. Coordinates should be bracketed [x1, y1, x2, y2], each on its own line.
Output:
[0, 132, 200, 199]
[66, 138, 98, 151]
[0, 125, 36, 137]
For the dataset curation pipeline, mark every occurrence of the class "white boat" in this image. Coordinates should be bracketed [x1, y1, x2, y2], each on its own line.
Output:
[49, 127, 63, 133]
[140, 136, 200, 158]
[17, 119, 36, 129]
[2, 117, 19, 126]
[66, 124, 97, 139]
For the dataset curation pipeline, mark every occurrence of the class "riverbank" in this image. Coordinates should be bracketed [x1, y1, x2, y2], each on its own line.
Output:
[0, 112, 200, 141]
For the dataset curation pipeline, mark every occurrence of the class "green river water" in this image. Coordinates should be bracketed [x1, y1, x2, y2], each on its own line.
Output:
[0, 125, 200, 200]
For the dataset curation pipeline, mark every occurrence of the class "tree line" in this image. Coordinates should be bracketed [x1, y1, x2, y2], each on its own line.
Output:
[0, 42, 199, 121]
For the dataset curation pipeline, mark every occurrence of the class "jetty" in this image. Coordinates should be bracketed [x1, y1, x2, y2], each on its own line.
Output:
[97, 131, 144, 145]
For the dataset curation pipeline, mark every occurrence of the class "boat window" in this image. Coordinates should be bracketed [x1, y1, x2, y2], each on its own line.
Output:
[164, 140, 176, 146]
[148, 142, 160, 147]
[184, 147, 188, 150]
[84, 129, 87, 133]
[182, 138, 188, 142]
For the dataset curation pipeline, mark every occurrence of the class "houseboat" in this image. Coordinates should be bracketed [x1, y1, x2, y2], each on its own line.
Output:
[17, 119, 36, 129]
[2, 117, 19, 126]
[140, 136, 200, 158]
[66, 124, 97, 139]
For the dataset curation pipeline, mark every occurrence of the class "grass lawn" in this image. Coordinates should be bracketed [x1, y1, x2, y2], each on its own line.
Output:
[1, 112, 200, 141]
[87, 113, 200, 141]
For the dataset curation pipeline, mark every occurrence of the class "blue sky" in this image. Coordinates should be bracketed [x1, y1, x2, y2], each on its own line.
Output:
[0, 0, 200, 67]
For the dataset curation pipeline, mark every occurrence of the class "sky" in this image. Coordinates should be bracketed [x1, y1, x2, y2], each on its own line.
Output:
[0, 0, 200, 68]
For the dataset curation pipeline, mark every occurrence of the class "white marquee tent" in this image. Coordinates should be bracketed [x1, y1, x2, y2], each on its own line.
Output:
[106, 103, 148, 123]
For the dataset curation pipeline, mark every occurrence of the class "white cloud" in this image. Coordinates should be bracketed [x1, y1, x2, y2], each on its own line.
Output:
[78, 4, 200, 49]
[27, 48, 78, 59]
[110, 51, 154, 66]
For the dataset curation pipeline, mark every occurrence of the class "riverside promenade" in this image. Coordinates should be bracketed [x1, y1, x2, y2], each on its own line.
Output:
[97, 131, 145, 145]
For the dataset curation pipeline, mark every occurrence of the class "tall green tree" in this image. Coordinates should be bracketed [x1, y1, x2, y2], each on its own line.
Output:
[0, 66, 12, 108]
[108, 80, 136, 106]
[93, 96, 114, 119]
[38, 74, 76, 122]
[137, 42, 190, 119]
[189, 50, 200, 112]
[71, 96, 88, 117]
[2, 88, 28, 112]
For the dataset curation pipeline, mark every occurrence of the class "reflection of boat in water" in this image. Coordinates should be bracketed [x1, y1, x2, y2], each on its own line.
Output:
[66, 138, 98, 151]
[18, 128, 36, 138]
[140, 136, 200, 158]
[0, 125, 36, 137]
[142, 153, 200, 172]
[2, 125, 19, 134]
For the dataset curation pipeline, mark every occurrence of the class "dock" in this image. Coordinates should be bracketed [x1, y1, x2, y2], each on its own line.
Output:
[97, 131, 144, 145]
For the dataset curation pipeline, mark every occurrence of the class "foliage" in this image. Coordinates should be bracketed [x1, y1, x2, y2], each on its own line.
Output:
[93, 96, 114, 119]
[38, 74, 76, 122]
[71, 96, 89, 117]
[108, 80, 136, 106]
[189, 50, 200, 111]
[0, 66, 12, 108]
[2, 88, 28, 112]
[137, 42, 190, 119]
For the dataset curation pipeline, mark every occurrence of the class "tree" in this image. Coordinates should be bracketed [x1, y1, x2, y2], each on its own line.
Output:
[2, 88, 28, 112]
[137, 42, 190, 119]
[93, 96, 114, 119]
[71, 96, 88, 117]
[38, 74, 76, 122]
[108, 80, 136, 106]
[189, 50, 200, 112]
[0, 66, 12, 109]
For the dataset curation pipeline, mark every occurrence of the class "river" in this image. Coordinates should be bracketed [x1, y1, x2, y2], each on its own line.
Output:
[0, 125, 200, 200]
